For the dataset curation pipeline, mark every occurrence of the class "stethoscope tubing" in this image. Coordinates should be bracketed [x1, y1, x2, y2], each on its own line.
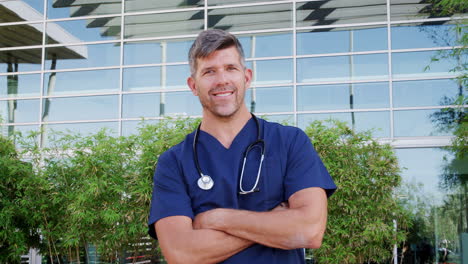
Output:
[193, 114, 264, 193]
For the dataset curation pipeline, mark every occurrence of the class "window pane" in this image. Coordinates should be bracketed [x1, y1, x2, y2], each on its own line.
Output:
[124, 41, 162, 65]
[238, 36, 252, 59]
[239, 32, 293, 59]
[47, 0, 121, 19]
[297, 27, 387, 55]
[0, 99, 39, 123]
[126, 0, 203, 12]
[42, 95, 118, 122]
[394, 109, 453, 137]
[298, 111, 390, 138]
[0, 23, 43, 48]
[125, 11, 203, 39]
[395, 147, 467, 259]
[121, 119, 160, 137]
[41, 122, 118, 147]
[262, 114, 294, 126]
[123, 67, 161, 92]
[298, 112, 351, 130]
[209, 4, 292, 32]
[167, 65, 190, 90]
[125, 38, 194, 65]
[297, 54, 388, 83]
[0, 124, 38, 138]
[255, 33, 292, 58]
[392, 23, 462, 50]
[396, 148, 447, 202]
[392, 50, 463, 79]
[296, 1, 387, 27]
[245, 86, 293, 113]
[354, 111, 390, 138]
[0, 49, 42, 73]
[167, 39, 194, 63]
[122, 93, 160, 118]
[297, 82, 389, 111]
[254, 59, 293, 85]
[0, 74, 41, 98]
[44, 69, 120, 96]
[43, 122, 118, 140]
[45, 43, 120, 70]
[393, 79, 463, 107]
[165, 91, 201, 116]
[46, 17, 121, 44]
[1, 0, 44, 23]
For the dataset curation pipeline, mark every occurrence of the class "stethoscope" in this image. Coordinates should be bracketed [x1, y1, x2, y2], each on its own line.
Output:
[193, 114, 266, 194]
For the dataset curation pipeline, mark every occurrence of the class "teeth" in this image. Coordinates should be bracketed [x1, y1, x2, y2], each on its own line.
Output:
[214, 92, 232, 97]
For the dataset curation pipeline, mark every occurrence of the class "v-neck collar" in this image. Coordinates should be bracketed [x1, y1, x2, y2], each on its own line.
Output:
[198, 117, 256, 151]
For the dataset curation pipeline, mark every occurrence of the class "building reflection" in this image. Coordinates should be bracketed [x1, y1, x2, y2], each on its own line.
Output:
[0, 1, 87, 142]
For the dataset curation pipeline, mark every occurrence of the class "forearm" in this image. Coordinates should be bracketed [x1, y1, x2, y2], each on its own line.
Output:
[195, 188, 328, 250]
[155, 220, 253, 264]
[207, 207, 324, 250]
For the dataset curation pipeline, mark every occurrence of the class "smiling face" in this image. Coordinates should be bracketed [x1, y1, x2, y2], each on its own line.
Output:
[187, 46, 252, 120]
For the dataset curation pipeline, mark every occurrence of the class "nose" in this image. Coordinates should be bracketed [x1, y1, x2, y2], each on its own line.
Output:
[215, 70, 229, 87]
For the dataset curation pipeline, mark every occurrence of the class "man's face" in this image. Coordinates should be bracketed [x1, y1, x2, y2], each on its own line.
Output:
[187, 46, 252, 119]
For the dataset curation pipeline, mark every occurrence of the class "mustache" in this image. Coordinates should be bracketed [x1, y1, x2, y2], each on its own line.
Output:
[209, 86, 236, 93]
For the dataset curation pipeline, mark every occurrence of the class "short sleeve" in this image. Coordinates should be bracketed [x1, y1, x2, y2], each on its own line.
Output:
[147, 151, 194, 239]
[284, 128, 337, 200]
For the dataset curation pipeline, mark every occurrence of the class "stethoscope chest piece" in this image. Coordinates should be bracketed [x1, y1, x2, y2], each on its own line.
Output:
[197, 174, 214, 190]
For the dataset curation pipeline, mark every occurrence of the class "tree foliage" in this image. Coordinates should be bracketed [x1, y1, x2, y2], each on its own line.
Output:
[2, 118, 409, 263]
[306, 120, 409, 264]
[0, 136, 39, 263]
[7, 118, 198, 263]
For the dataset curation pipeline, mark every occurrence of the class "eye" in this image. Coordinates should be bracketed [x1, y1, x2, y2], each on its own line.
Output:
[227, 65, 238, 71]
[203, 69, 214, 75]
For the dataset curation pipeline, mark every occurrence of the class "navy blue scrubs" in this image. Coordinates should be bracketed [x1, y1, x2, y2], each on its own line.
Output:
[148, 118, 336, 264]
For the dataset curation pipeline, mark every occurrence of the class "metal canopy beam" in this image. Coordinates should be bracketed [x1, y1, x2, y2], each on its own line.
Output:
[0, 1, 87, 63]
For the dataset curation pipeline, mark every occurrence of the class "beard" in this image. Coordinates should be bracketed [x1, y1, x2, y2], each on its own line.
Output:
[198, 85, 246, 118]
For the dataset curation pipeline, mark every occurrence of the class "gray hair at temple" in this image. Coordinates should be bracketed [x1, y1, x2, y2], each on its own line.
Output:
[188, 29, 246, 76]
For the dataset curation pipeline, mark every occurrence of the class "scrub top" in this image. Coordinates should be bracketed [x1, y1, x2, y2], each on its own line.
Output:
[148, 117, 336, 264]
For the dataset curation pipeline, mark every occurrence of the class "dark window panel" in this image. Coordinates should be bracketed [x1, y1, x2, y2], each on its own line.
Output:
[125, 11, 203, 39]
[48, 0, 121, 19]
[46, 17, 121, 44]
[209, 4, 292, 32]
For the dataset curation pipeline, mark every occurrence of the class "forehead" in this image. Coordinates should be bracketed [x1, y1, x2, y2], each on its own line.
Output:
[196, 46, 242, 69]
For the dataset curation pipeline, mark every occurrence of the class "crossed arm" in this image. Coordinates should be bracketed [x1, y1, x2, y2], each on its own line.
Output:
[155, 187, 328, 264]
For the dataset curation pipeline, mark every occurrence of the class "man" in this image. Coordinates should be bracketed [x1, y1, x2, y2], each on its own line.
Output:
[148, 29, 336, 264]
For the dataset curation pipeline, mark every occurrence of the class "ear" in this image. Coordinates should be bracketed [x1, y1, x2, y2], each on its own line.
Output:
[187, 76, 198, 96]
[244, 68, 253, 89]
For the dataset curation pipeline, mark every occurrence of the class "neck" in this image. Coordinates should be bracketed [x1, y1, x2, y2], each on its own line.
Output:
[200, 106, 251, 148]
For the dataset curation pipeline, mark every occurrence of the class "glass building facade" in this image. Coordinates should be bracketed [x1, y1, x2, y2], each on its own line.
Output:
[1, 0, 467, 263]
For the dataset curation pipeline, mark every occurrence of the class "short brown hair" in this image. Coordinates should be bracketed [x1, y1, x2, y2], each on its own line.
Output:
[188, 29, 245, 76]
